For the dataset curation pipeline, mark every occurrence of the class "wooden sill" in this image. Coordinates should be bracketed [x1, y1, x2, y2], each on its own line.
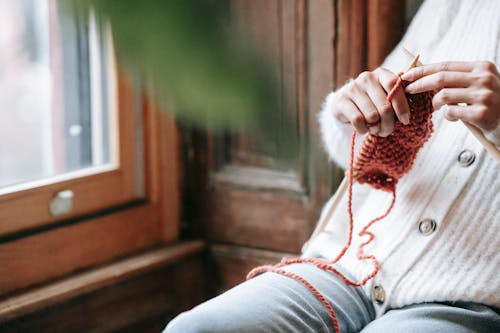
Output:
[0, 240, 205, 323]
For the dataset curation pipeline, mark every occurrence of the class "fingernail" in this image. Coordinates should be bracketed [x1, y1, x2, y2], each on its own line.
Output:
[401, 72, 411, 80]
[401, 114, 410, 125]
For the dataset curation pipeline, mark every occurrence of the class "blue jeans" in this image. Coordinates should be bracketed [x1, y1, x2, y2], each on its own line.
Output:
[163, 263, 500, 333]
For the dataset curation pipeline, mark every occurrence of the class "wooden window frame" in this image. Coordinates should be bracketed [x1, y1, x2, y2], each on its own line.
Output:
[0, 49, 181, 299]
[0, 19, 138, 236]
[0, 77, 137, 236]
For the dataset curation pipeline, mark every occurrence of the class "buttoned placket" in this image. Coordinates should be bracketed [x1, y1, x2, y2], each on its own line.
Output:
[368, 127, 484, 316]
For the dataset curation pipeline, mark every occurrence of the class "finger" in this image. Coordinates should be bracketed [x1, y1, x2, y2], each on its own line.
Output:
[363, 82, 391, 131]
[444, 104, 496, 131]
[388, 85, 410, 126]
[355, 72, 386, 134]
[343, 98, 369, 134]
[432, 88, 476, 110]
[378, 69, 409, 130]
[349, 82, 381, 126]
[401, 62, 476, 82]
[405, 72, 472, 94]
[442, 104, 464, 122]
[332, 95, 352, 123]
[377, 102, 395, 137]
[442, 104, 479, 124]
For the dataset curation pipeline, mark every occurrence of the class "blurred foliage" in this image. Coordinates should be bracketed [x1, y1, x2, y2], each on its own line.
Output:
[65, 0, 298, 161]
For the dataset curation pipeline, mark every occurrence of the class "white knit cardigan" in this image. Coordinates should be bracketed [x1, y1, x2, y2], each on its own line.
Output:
[305, 0, 500, 316]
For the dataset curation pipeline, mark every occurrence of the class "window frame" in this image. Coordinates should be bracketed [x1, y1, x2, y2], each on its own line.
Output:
[0, 73, 181, 296]
[0, 14, 139, 236]
[0, 9, 180, 296]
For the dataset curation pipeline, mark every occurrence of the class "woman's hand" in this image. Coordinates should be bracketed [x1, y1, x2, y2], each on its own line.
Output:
[402, 61, 500, 133]
[333, 68, 410, 137]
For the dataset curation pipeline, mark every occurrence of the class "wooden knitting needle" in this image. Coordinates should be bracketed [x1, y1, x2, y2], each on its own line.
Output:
[403, 47, 423, 67]
[406, 54, 420, 71]
[403, 48, 500, 162]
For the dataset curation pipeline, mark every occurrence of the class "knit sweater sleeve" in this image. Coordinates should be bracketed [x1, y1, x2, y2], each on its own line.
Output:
[317, 91, 354, 170]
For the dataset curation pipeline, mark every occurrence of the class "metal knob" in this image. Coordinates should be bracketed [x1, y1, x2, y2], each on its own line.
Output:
[49, 190, 74, 216]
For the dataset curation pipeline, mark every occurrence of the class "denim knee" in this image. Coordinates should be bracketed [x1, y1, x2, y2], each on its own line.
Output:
[163, 310, 213, 333]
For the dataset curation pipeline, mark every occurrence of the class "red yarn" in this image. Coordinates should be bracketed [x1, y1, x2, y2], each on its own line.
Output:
[246, 75, 434, 333]
[350, 75, 435, 192]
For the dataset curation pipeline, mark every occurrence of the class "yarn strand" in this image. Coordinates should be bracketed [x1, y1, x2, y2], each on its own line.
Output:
[246, 73, 433, 333]
[246, 131, 396, 332]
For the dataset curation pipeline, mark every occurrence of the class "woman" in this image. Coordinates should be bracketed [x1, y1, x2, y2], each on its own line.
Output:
[165, 1, 500, 331]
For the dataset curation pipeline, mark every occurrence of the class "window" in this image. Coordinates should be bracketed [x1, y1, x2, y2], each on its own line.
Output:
[0, 0, 139, 235]
[0, 0, 179, 298]
[0, 0, 114, 189]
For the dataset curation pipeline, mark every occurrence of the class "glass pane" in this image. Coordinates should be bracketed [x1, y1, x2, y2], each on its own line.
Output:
[0, 0, 114, 189]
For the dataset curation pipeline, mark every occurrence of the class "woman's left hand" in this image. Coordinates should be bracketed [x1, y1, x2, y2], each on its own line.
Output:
[401, 61, 500, 133]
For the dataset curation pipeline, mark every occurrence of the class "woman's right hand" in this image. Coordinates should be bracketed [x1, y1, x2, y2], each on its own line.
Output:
[332, 68, 410, 137]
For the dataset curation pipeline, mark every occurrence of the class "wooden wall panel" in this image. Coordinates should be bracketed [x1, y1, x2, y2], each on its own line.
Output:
[336, 0, 405, 77]
[281, 0, 298, 129]
[200, 0, 338, 286]
[306, 0, 341, 231]
[208, 185, 307, 253]
[204, 0, 317, 255]
[229, 0, 287, 166]
[336, 0, 367, 83]
[210, 244, 295, 292]
[367, 0, 405, 69]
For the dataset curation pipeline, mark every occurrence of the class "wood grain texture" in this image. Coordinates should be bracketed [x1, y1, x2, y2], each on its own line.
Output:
[210, 243, 296, 292]
[281, 0, 298, 141]
[306, 0, 344, 238]
[230, 0, 282, 166]
[0, 255, 207, 333]
[142, 97, 181, 242]
[0, 75, 183, 297]
[202, 0, 341, 261]
[336, 0, 367, 84]
[228, 0, 302, 168]
[207, 183, 307, 253]
[0, 241, 205, 322]
[212, 165, 304, 193]
[0, 204, 162, 295]
[158, 112, 182, 241]
[295, 0, 307, 188]
[366, 0, 405, 69]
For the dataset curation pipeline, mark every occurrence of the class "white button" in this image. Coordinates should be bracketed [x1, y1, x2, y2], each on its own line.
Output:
[371, 284, 386, 304]
[457, 150, 475, 167]
[418, 218, 436, 236]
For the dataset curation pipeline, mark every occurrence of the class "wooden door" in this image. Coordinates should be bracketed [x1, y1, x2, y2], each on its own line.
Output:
[197, 0, 339, 293]
[183, 0, 405, 293]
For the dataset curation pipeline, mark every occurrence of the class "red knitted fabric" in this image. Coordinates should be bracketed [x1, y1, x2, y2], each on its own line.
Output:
[246, 75, 434, 333]
[350, 77, 435, 192]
